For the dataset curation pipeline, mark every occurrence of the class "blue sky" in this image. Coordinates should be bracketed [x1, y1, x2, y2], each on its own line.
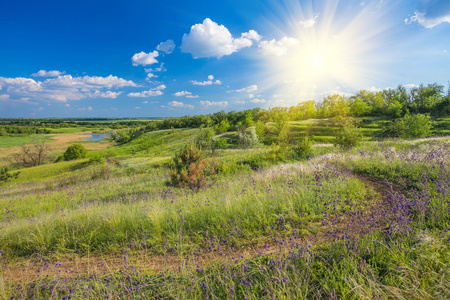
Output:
[0, 0, 449, 118]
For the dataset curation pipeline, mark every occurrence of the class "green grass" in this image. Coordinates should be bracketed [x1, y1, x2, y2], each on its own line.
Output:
[0, 135, 50, 148]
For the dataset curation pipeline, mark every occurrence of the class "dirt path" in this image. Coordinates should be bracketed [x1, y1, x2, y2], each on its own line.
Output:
[2, 174, 405, 284]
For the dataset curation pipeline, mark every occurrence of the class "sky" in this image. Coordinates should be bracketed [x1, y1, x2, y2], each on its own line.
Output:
[0, 0, 449, 118]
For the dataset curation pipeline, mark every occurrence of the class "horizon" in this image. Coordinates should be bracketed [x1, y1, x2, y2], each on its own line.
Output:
[1, 0, 450, 118]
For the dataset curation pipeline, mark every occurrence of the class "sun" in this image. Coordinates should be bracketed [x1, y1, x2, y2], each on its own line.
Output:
[258, 0, 393, 105]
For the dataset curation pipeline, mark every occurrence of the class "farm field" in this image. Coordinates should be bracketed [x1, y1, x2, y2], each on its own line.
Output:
[0, 121, 449, 299]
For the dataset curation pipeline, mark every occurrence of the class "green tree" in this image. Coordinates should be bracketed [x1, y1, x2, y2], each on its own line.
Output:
[63, 144, 88, 161]
[239, 127, 260, 149]
[400, 112, 432, 138]
[214, 119, 230, 134]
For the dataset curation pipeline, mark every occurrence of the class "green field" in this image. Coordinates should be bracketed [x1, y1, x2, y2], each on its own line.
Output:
[0, 118, 450, 299]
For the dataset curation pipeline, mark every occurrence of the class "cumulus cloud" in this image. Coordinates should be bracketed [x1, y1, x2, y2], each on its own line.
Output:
[127, 85, 166, 97]
[199, 100, 228, 107]
[89, 90, 123, 98]
[131, 50, 159, 66]
[250, 98, 266, 104]
[173, 91, 192, 97]
[229, 84, 258, 93]
[181, 18, 260, 58]
[156, 40, 176, 54]
[0, 74, 136, 102]
[186, 94, 199, 98]
[299, 16, 319, 28]
[405, 1, 450, 28]
[259, 37, 300, 56]
[32, 70, 65, 77]
[65, 103, 70, 107]
[168, 101, 194, 109]
[191, 75, 222, 86]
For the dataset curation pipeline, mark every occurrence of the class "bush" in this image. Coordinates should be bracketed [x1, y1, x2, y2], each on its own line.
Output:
[63, 144, 88, 161]
[89, 153, 105, 165]
[266, 143, 291, 163]
[214, 138, 227, 149]
[169, 144, 215, 190]
[239, 127, 259, 149]
[401, 112, 432, 138]
[0, 167, 19, 185]
[333, 125, 363, 150]
[293, 137, 312, 160]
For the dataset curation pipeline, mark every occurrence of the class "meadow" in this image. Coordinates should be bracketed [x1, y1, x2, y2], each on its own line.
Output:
[0, 118, 450, 299]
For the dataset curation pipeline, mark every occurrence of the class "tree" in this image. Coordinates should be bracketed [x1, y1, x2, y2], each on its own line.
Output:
[214, 118, 230, 134]
[239, 127, 260, 149]
[63, 144, 88, 161]
[13, 138, 51, 167]
[400, 112, 432, 138]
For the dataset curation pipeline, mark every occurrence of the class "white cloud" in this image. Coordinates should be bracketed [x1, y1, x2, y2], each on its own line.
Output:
[406, 11, 450, 28]
[199, 100, 228, 107]
[0, 74, 135, 102]
[186, 94, 199, 98]
[241, 30, 261, 42]
[32, 70, 65, 77]
[128, 90, 163, 97]
[259, 37, 300, 56]
[404, 83, 420, 89]
[173, 90, 192, 97]
[181, 18, 260, 58]
[88, 106, 93, 111]
[299, 16, 319, 28]
[168, 100, 194, 109]
[248, 94, 255, 99]
[191, 75, 222, 86]
[250, 98, 266, 103]
[0, 94, 10, 101]
[235, 100, 245, 104]
[127, 85, 166, 97]
[65, 103, 70, 107]
[89, 90, 122, 98]
[156, 40, 176, 54]
[142, 101, 148, 104]
[147, 73, 157, 79]
[230, 84, 258, 93]
[131, 50, 159, 66]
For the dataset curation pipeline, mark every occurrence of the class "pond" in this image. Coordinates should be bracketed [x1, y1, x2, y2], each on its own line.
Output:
[82, 133, 111, 142]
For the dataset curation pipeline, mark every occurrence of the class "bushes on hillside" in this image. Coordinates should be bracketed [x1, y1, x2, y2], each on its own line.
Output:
[63, 144, 88, 161]
[334, 125, 363, 150]
[239, 127, 259, 149]
[0, 167, 19, 185]
[381, 112, 432, 139]
[169, 144, 215, 190]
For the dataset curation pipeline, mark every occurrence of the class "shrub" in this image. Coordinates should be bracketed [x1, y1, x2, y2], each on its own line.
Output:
[89, 153, 105, 165]
[214, 138, 227, 149]
[239, 127, 259, 149]
[293, 137, 312, 160]
[401, 112, 432, 138]
[169, 144, 215, 190]
[266, 143, 291, 163]
[214, 119, 230, 134]
[333, 125, 363, 150]
[63, 144, 88, 161]
[0, 167, 19, 185]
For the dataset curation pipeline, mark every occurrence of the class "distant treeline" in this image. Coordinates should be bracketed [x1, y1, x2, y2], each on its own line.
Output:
[0, 125, 51, 136]
[144, 83, 450, 131]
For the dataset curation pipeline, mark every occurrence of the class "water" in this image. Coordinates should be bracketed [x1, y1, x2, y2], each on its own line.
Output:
[82, 133, 111, 141]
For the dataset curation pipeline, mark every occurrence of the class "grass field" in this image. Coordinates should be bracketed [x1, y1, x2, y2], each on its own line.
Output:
[1, 121, 450, 299]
